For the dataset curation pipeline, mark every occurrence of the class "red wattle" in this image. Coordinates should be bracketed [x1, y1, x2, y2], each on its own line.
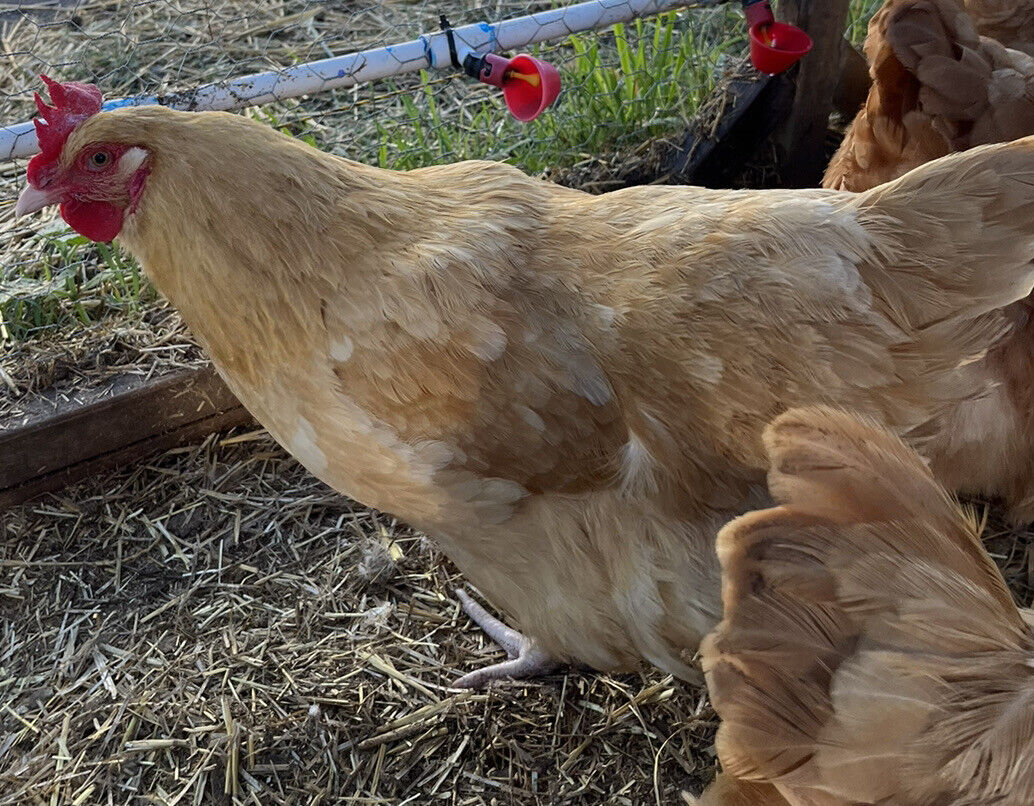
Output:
[60, 199, 125, 242]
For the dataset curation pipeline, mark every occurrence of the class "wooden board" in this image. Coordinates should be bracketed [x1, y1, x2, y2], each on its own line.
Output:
[665, 68, 773, 182]
[664, 31, 866, 190]
[0, 365, 253, 509]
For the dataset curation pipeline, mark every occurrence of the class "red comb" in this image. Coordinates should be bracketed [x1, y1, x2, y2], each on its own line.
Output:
[27, 75, 103, 184]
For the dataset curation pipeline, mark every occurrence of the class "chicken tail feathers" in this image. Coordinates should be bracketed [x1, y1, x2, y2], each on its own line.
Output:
[761, 404, 956, 525]
[850, 136, 1034, 331]
[874, 0, 990, 142]
[899, 0, 1034, 150]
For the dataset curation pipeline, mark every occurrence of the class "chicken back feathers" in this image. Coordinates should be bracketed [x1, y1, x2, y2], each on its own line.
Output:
[46, 105, 1034, 678]
[964, 0, 1034, 54]
[824, 0, 1034, 192]
[701, 406, 1034, 806]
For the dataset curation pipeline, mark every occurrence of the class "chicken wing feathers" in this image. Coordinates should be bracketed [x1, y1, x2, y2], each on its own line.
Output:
[964, 0, 1034, 53]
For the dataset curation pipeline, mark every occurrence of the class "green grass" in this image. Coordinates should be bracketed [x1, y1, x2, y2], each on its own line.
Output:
[375, 10, 741, 172]
[1, 3, 880, 348]
[1, 226, 156, 343]
[846, 0, 884, 45]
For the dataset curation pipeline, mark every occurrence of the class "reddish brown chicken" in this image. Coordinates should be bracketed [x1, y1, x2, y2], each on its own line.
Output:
[15, 77, 1034, 687]
[698, 407, 1034, 806]
[824, 0, 1034, 192]
[965, 0, 1034, 53]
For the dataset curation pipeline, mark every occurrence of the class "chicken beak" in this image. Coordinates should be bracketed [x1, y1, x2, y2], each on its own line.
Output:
[15, 184, 61, 218]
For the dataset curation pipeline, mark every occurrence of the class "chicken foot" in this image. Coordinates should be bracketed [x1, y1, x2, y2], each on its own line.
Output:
[452, 588, 561, 688]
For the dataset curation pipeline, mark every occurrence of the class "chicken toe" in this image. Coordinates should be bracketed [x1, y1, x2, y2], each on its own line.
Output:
[452, 588, 560, 688]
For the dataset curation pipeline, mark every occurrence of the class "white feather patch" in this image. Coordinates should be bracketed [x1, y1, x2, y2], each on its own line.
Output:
[618, 431, 658, 497]
[691, 353, 724, 386]
[330, 336, 354, 362]
[289, 417, 328, 474]
[520, 406, 546, 431]
[465, 320, 507, 361]
[118, 147, 148, 177]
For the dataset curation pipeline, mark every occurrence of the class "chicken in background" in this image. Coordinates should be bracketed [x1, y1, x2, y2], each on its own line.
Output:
[14, 78, 1034, 688]
[822, 0, 1034, 516]
[824, 0, 1034, 192]
[698, 407, 1034, 806]
[965, 0, 1034, 54]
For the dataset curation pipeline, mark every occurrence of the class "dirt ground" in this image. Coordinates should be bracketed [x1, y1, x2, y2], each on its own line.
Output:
[3, 404, 1032, 806]
[1, 430, 721, 805]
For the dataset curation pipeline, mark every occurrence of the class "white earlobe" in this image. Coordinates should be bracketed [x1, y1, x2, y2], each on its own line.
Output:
[118, 147, 148, 176]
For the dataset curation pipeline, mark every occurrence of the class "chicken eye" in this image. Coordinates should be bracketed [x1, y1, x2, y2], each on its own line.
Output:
[89, 150, 111, 169]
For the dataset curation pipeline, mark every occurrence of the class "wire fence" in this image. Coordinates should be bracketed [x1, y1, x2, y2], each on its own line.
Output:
[0, 1, 745, 180]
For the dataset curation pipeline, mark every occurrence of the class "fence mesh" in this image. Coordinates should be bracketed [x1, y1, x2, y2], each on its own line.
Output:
[0, 1, 743, 163]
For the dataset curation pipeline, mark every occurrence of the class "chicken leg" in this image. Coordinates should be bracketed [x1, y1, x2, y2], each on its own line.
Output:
[452, 589, 560, 688]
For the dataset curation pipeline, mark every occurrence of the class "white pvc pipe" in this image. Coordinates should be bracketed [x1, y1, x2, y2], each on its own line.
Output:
[0, 0, 724, 162]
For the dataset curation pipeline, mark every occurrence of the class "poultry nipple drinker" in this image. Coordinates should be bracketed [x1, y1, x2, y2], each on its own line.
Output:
[464, 52, 562, 122]
[741, 0, 812, 75]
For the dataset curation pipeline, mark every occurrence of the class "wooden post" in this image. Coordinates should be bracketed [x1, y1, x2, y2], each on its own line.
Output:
[773, 0, 852, 186]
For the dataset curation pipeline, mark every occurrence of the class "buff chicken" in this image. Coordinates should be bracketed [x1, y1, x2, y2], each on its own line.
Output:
[15, 76, 1034, 687]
